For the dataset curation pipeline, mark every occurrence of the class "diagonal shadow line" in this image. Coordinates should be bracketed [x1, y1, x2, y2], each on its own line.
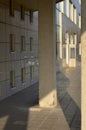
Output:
[56, 70, 81, 130]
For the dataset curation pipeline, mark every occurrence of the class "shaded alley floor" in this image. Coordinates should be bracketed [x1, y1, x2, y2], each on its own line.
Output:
[0, 62, 81, 130]
[0, 83, 70, 130]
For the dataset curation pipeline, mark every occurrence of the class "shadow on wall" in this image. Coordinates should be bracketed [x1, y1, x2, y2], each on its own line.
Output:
[0, 83, 39, 130]
[56, 70, 81, 130]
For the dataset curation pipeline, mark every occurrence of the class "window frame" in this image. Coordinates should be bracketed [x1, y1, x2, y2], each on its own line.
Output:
[10, 70, 15, 88]
[9, 0, 14, 17]
[30, 65, 34, 81]
[30, 37, 33, 52]
[21, 6, 25, 20]
[10, 34, 15, 52]
[21, 67, 26, 83]
[30, 10, 33, 23]
[21, 36, 26, 52]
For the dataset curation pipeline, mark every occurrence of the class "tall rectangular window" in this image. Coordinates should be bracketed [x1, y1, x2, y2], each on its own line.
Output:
[70, 35, 73, 44]
[64, 0, 66, 15]
[73, 6, 76, 24]
[10, 34, 15, 52]
[57, 26, 60, 43]
[9, 0, 14, 16]
[21, 6, 25, 20]
[65, 32, 69, 44]
[21, 36, 25, 51]
[10, 70, 15, 88]
[30, 10, 33, 23]
[30, 65, 34, 80]
[59, 1, 64, 13]
[79, 14, 81, 28]
[74, 34, 77, 44]
[70, 48, 75, 58]
[66, 0, 69, 17]
[69, 0, 73, 21]
[63, 47, 66, 59]
[21, 68, 26, 83]
[30, 37, 33, 51]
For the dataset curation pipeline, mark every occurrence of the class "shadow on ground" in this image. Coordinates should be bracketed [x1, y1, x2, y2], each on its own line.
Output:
[56, 70, 81, 130]
[0, 83, 39, 130]
[0, 69, 81, 130]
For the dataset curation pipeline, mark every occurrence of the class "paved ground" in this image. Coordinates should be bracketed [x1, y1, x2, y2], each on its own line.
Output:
[57, 62, 81, 130]
[0, 83, 70, 130]
[0, 62, 81, 130]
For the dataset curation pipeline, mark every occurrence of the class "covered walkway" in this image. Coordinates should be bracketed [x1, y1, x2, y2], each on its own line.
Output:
[0, 62, 81, 130]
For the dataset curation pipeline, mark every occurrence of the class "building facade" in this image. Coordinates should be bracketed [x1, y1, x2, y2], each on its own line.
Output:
[56, 0, 81, 67]
[0, 0, 81, 102]
[0, 1, 38, 101]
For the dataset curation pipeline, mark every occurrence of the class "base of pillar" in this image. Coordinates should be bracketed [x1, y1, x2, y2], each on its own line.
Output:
[39, 90, 57, 108]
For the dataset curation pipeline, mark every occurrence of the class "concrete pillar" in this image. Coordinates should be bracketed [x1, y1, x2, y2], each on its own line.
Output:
[38, 0, 57, 107]
[81, 0, 86, 129]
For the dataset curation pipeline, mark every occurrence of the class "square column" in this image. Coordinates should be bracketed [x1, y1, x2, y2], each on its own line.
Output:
[38, 0, 57, 107]
[81, 0, 86, 129]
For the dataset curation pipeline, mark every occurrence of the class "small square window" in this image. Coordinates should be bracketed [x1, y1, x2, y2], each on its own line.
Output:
[10, 70, 15, 88]
[10, 34, 15, 52]
[21, 6, 25, 20]
[9, 0, 14, 16]
[21, 68, 26, 83]
[21, 36, 25, 51]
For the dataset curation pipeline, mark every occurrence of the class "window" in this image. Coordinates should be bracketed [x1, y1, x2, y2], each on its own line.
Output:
[57, 26, 60, 43]
[79, 43, 81, 55]
[10, 34, 15, 52]
[21, 6, 25, 20]
[65, 32, 69, 44]
[9, 0, 14, 16]
[79, 0, 81, 4]
[59, 1, 64, 13]
[21, 36, 25, 51]
[30, 10, 33, 23]
[63, 47, 66, 59]
[30, 65, 34, 80]
[66, 0, 69, 17]
[74, 34, 77, 44]
[79, 14, 81, 28]
[10, 70, 15, 88]
[30, 37, 33, 51]
[70, 48, 75, 58]
[56, 9, 61, 26]
[73, 6, 76, 24]
[70, 35, 73, 44]
[64, 0, 66, 15]
[69, 0, 73, 21]
[21, 68, 26, 83]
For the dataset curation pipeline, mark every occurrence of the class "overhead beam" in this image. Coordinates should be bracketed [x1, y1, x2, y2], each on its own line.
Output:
[0, 0, 64, 11]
